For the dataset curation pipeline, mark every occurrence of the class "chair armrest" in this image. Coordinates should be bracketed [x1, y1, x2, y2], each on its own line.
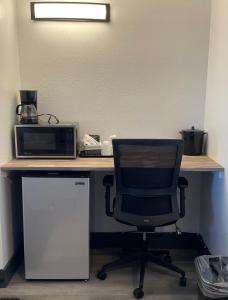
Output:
[103, 175, 114, 187]
[178, 177, 188, 218]
[178, 177, 188, 189]
[103, 175, 114, 217]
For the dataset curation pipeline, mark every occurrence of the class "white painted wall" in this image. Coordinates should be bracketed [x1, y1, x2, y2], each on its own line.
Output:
[0, 0, 21, 268]
[201, 0, 228, 255]
[16, 0, 210, 140]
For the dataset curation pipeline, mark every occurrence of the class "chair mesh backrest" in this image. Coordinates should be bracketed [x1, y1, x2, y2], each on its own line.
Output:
[112, 139, 183, 223]
[118, 144, 178, 189]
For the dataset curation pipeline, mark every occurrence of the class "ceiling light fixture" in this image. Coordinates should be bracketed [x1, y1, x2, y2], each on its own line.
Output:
[31, 2, 110, 22]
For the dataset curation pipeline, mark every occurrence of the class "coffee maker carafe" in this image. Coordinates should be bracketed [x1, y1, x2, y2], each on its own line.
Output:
[16, 90, 38, 124]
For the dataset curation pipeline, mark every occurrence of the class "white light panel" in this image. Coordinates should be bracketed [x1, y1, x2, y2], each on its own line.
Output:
[31, 2, 110, 22]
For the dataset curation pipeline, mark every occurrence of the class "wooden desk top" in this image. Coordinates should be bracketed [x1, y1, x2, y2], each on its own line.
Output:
[0, 156, 224, 172]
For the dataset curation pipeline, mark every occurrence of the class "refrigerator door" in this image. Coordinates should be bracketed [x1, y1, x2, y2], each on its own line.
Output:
[22, 176, 90, 279]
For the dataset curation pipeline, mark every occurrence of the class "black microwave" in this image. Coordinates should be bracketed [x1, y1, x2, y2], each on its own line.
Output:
[14, 123, 78, 159]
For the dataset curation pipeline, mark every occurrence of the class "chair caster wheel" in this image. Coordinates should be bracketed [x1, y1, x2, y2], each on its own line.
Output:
[97, 270, 107, 280]
[163, 255, 172, 263]
[133, 288, 144, 299]
[179, 276, 187, 287]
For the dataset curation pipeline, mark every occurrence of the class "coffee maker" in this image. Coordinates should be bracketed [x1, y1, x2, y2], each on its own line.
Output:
[16, 90, 38, 124]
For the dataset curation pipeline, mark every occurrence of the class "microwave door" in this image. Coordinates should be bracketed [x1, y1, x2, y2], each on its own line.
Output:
[15, 126, 76, 158]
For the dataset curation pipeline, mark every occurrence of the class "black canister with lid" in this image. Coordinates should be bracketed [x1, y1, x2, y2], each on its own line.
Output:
[179, 126, 206, 156]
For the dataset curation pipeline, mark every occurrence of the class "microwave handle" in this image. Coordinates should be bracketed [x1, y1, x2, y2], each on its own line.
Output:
[16, 104, 22, 115]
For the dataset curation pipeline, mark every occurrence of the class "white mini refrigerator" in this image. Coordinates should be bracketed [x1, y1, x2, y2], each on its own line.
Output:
[22, 174, 90, 280]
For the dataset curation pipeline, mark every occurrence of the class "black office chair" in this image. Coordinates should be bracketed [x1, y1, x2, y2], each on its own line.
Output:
[97, 139, 188, 299]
